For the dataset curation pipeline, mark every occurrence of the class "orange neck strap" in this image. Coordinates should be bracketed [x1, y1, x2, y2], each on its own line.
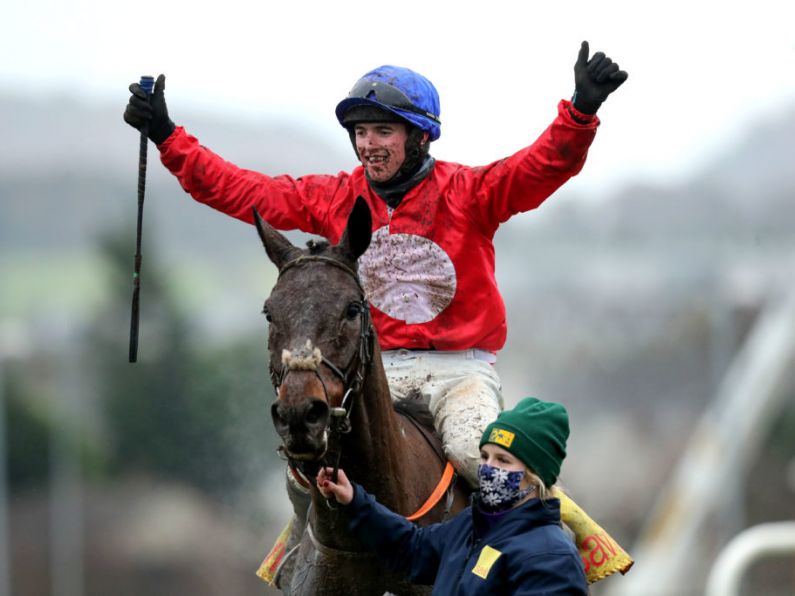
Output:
[405, 461, 455, 522]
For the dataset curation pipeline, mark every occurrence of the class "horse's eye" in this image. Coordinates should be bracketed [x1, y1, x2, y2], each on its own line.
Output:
[262, 305, 273, 323]
[345, 302, 362, 320]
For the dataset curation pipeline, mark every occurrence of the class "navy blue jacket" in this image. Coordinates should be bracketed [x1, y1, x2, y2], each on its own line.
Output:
[345, 484, 588, 595]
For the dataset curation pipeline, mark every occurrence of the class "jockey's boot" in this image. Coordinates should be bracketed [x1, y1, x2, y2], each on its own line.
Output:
[273, 466, 311, 593]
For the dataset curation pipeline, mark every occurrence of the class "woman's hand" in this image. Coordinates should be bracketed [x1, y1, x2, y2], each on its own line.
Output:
[317, 467, 354, 505]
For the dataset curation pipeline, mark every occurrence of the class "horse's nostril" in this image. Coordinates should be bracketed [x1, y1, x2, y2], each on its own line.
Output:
[272, 399, 328, 434]
[305, 399, 329, 427]
[271, 402, 288, 434]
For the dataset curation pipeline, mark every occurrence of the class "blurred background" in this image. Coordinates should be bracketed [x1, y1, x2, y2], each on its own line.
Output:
[1, 1, 794, 594]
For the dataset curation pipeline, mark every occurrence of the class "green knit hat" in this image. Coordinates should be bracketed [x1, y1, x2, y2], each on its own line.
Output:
[479, 397, 569, 488]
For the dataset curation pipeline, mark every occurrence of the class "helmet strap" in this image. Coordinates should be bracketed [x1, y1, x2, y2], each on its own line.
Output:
[398, 127, 430, 179]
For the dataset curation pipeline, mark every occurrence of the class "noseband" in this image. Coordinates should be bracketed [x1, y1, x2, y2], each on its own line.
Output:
[269, 255, 374, 439]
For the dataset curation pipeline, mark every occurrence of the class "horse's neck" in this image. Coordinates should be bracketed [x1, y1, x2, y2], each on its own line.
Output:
[340, 350, 412, 512]
[309, 347, 412, 553]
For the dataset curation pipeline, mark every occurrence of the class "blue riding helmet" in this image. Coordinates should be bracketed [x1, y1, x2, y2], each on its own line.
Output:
[335, 65, 441, 142]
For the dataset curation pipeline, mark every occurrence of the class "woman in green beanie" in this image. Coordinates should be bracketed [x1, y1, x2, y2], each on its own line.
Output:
[317, 397, 588, 594]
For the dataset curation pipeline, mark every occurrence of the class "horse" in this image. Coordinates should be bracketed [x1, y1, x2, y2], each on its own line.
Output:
[254, 197, 470, 595]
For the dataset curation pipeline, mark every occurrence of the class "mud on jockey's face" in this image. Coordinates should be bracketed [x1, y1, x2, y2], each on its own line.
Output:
[354, 121, 409, 183]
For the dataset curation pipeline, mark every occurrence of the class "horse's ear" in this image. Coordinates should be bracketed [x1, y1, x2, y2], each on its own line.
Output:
[252, 207, 295, 269]
[339, 196, 372, 261]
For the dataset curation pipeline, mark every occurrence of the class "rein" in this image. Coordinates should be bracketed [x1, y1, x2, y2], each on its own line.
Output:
[286, 461, 455, 523]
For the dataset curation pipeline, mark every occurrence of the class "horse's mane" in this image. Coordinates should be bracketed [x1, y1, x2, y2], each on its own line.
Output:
[306, 239, 330, 254]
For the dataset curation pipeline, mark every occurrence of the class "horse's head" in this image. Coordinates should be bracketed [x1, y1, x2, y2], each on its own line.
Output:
[254, 197, 373, 463]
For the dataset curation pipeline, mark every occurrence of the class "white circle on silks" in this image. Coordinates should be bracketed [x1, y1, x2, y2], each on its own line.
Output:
[358, 226, 457, 325]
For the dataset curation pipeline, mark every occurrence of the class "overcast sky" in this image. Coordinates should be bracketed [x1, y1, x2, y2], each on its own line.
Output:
[3, 0, 794, 198]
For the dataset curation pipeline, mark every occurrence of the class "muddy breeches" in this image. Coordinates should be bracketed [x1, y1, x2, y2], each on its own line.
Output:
[382, 349, 504, 487]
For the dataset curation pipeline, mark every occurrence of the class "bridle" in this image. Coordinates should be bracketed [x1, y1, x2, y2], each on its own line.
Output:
[269, 255, 374, 473]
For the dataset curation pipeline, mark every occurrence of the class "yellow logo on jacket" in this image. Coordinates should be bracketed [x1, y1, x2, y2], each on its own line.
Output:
[488, 428, 515, 448]
[472, 545, 502, 579]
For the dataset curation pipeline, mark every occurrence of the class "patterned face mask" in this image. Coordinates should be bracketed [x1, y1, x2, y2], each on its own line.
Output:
[477, 463, 532, 512]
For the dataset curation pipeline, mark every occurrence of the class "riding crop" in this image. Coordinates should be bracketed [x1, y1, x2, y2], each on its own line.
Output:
[128, 75, 154, 363]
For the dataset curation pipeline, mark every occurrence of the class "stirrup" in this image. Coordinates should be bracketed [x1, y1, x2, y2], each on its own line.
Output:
[272, 542, 301, 588]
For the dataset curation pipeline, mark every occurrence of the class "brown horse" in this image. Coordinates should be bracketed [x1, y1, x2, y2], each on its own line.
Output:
[254, 198, 469, 595]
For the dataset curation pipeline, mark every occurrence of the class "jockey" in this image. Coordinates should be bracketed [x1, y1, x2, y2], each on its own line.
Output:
[123, 41, 628, 490]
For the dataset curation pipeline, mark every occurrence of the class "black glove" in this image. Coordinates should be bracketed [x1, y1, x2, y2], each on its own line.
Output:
[123, 74, 175, 144]
[572, 41, 628, 115]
